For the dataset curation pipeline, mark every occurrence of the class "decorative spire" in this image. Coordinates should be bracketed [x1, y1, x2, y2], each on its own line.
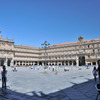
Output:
[78, 35, 84, 42]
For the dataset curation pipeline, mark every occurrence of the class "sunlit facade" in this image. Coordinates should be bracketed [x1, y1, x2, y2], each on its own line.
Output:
[0, 32, 100, 67]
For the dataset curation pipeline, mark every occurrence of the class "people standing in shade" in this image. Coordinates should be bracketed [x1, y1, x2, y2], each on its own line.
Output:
[92, 66, 97, 82]
[1, 65, 8, 89]
[49, 65, 51, 70]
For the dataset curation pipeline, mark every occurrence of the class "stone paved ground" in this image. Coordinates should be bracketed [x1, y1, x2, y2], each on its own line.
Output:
[0, 66, 99, 100]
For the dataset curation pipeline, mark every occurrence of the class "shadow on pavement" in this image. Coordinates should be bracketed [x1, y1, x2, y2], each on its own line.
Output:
[0, 79, 98, 100]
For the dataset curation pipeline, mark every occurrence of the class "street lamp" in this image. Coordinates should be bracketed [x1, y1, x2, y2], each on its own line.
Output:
[41, 41, 50, 71]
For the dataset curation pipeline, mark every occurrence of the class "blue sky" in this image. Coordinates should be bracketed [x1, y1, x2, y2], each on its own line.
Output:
[0, 0, 100, 47]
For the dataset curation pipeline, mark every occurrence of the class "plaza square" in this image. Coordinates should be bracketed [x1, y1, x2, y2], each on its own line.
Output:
[0, 66, 98, 100]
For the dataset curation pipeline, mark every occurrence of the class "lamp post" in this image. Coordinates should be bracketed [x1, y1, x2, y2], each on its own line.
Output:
[41, 41, 50, 72]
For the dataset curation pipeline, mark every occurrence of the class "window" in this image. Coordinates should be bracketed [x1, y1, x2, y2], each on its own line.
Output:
[88, 45, 89, 48]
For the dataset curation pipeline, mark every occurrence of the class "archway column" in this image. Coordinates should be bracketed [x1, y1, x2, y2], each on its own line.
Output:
[25, 62, 26, 65]
[91, 62, 93, 65]
[54, 62, 55, 65]
[64, 61, 66, 65]
[19, 61, 20, 65]
[48, 62, 50, 65]
[33, 62, 35, 66]
[22, 61, 24, 66]
[57, 62, 59, 65]
[85, 61, 88, 65]
[72, 61, 74, 66]
[60, 62, 62, 66]
[76, 56, 79, 66]
[68, 61, 70, 66]
[10, 59, 14, 67]
[42, 62, 44, 66]
[37, 62, 39, 66]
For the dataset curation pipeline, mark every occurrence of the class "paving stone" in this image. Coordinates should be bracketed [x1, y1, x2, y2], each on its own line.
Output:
[0, 66, 97, 100]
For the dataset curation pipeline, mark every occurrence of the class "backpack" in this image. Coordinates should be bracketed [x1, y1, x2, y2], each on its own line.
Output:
[2, 70, 7, 78]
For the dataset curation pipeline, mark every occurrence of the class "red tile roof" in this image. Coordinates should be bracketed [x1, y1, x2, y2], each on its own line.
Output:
[50, 38, 100, 47]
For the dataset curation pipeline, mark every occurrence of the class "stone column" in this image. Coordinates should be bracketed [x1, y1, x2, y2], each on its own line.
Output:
[61, 62, 62, 66]
[91, 62, 93, 65]
[30, 62, 32, 65]
[42, 62, 44, 66]
[19, 61, 20, 65]
[64, 61, 66, 66]
[10, 59, 14, 67]
[54, 62, 55, 66]
[22, 61, 23, 66]
[28, 61, 29, 66]
[72, 61, 73, 66]
[85, 61, 88, 65]
[68, 61, 70, 66]
[16, 61, 18, 65]
[24, 62, 26, 66]
[76, 56, 79, 66]
[48, 62, 50, 65]
[33, 62, 35, 66]
[37, 62, 39, 66]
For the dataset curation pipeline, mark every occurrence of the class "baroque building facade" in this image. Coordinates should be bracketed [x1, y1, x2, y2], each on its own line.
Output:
[0, 32, 100, 67]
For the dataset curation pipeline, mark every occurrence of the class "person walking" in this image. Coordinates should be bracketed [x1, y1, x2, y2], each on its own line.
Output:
[92, 66, 97, 82]
[37, 65, 40, 70]
[52, 65, 55, 72]
[1, 65, 8, 89]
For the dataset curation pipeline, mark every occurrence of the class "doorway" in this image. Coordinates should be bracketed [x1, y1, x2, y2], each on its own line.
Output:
[7, 59, 11, 66]
[1, 59, 4, 66]
[79, 56, 85, 66]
